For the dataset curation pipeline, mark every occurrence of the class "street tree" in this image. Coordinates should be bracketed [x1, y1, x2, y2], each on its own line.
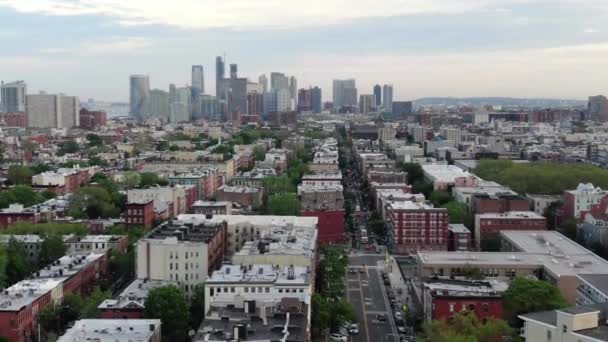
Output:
[144, 285, 190, 341]
[267, 193, 300, 216]
[503, 277, 568, 322]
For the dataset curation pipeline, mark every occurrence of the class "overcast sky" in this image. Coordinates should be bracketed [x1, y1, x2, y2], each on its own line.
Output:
[0, 0, 607, 102]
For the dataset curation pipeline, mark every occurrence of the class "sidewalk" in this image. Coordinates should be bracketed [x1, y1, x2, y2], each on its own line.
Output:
[386, 256, 412, 311]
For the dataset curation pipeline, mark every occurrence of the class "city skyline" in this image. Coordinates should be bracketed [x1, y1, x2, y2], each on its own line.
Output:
[0, 1, 606, 101]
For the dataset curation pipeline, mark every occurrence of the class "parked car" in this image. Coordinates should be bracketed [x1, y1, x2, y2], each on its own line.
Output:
[329, 333, 347, 342]
[377, 314, 388, 322]
[348, 324, 359, 335]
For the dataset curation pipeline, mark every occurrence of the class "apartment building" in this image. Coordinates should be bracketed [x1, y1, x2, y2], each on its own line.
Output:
[386, 201, 449, 254]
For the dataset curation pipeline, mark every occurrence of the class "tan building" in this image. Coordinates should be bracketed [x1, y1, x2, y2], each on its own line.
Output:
[26, 93, 79, 128]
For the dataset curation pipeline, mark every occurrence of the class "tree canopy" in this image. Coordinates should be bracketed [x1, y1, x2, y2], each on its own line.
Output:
[68, 186, 120, 219]
[7, 165, 35, 185]
[2, 222, 88, 235]
[0, 185, 48, 209]
[144, 285, 190, 341]
[430, 191, 453, 207]
[503, 277, 568, 322]
[422, 311, 515, 342]
[139, 172, 169, 188]
[474, 160, 608, 194]
[266, 193, 300, 216]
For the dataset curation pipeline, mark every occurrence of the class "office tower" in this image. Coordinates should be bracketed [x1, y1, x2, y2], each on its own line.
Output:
[332, 79, 357, 111]
[289, 76, 298, 104]
[191, 65, 204, 119]
[263, 91, 277, 116]
[1, 81, 26, 112]
[247, 82, 264, 95]
[201, 95, 218, 117]
[359, 95, 374, 114]
[392, 101, 413, 118]
[270, 72, 289, 91]
[149, 89, 170, 120]
[26, 93, 79, 128]
[258, 74, 268, 93]
[215, 56, 225, 97]
[588, 95, 608, 122]
[247, 93, 264, 115]
[276, 89, 291, 112]
[224, 78, 248, 116]
[373, 84, 382, 107]
[311, 87, 322, 113]
[129, 75, 150, 122]
[170, 86, 191, 123]
[230, 64, 238, 79]
[191, 65, 204, 94]
[382, 84, 393, 111]
[297, 88, 312, 113]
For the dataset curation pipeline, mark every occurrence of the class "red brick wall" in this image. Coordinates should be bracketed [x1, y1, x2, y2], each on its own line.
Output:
[99, 308, 144, 319]
[432, 297, 503, 321]
[302, 210, 344, 243]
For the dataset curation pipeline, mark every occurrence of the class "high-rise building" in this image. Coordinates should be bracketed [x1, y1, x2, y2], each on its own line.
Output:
[215, 56, 225, 97]
[258, 74, 268, 93]
[149, 89, 170, 120]
[191, 65, 204, 94]
[26, 93, 79, 128]
[276, 89, 291, 112]
[589, 95, 608, 122]
[263, 91, 277, 116]
[201, 95, 218, 117]
[1, 81, 26, 112]
[270, 72, 289, 91]
[247, 93, 264, 116]
[170, 86, 191, 123]
[373, 84, 382, 107]
[297, 88, 312, 113]
[230, 64, 238, 79]
[289, 76, 298, 107]
[332, 79, 357, 111]
[311, 87, 322, 113]
[359, 94, 374, 114]
[392, 101, 413, 118]
[129, 75, 150, 122]
[382, 84, 393, 111]
[191, 65, 204, 120]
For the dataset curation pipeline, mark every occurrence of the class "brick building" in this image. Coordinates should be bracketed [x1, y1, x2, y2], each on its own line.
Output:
[422, 279, 507, 322]
[168, 169, 221, 201]
[386, 201, 449, 254]
[32, 167, 94, 195]
[447, 224, 472, 251]
[367, 170, 408, 184]
[0, 204, 42, 229]
[0, 112, 26, 128]
[563, 183, 608, 221]
[0, 253, 108, 342]
[298, 184, 344, 243]
[98, 278, 176, 319]
[125, 201, 155, 228]
[216, 185, 263, 210]
[472, 193, 530, 215]
[79, 108, 107, 130]
[474, 211, 546, 248]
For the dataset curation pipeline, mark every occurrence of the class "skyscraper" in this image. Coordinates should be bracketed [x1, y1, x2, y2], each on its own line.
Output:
[149, 89, 170, 120]
[382, 84, 393, 112]
[392, 101, 413, 118]
[191, 65, 204, 94]
[1, 81, 26, 112]
[258, 74, 268, 93]
[311, 87, 322, 113]
[297, 88, 312, 113]
[373, 84, 382, 107]
[129, 75, 150, 122]
[359, 95, 374, 114]
[332, 79, 357, 111]
[589, 95, 608, 122]
[26, 93, 79, 128]
[289, 76, 298, 108]
[215, 56, 225, 97]
[230, 64, 238, 79]
[171, 86, 191, 123]
[270, 72, 289, 91]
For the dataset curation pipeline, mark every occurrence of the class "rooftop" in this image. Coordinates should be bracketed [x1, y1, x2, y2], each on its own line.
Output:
[422, 164, 475, 183]
[208, 264, 310, 285]
[387, 201, 439, 211]
[218, 185, 261, 194]
[476, 211, 545, 219]
[577, 274, 608, 297]
[234, 226, 317, 260]
[176, 214, 318, 231]
[58, 319, 161, 342]
[424, 279, 509, 298]
[98, 278, 176, 310]
[144, 220, 225, 244]
[448, 224, 471, 234]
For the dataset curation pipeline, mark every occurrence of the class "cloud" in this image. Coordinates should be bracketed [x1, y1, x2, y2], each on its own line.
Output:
[0, 0, 544, 29]
[584, 28, 598, 34]
[40, 37, 152, 55]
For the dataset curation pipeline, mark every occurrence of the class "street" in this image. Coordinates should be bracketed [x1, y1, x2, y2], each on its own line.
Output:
[347, 254, 400, 342]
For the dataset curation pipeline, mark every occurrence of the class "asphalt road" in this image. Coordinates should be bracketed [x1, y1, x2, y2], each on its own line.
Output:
[347, 255, 399, 342]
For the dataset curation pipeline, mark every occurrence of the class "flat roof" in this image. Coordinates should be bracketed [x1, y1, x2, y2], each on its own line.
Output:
[448, 224, 471, 234]
[422, 164, 475, 183]
[577, 274, 608, 297]
[176, 214, 318, 230]
[387, 201, 438, 211]
[208, 264, 310, 285]
[476, 211, 545, 219]
[58, 319, 161, 342]
[234, 226, 317, 259]
[98, 278, 176, 310]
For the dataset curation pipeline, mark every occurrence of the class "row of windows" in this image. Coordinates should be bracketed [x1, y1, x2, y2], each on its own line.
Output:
[169, 251, 200, 259]
[169, 262, 200, 270]
[210, 286, 305, 296]
[169, 273, 200, 281]
[127, 209, 144, 215]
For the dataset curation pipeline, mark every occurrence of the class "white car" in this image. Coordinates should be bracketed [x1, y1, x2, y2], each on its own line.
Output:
[329, 333, 348, 341]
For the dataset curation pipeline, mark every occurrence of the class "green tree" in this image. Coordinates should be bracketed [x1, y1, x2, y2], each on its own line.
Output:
[39, 304, 61, 333]
[368, 211, 386, 238]
[5, 238, 32, 285]
[400, 162, 425, 184]
[2, 222, 87, 235]
[190, 284, 206, 328]
[560, 218, 578, 241]
[422, 312, 515, 342]
[503, 277, 568, 322]
[68, 186, 120, 219]
[7, 165, 34, 185]
[40, 189, 57, 201]
[144, 285, 190, 341]
[442, 201, 469, 224]
[430, 191, 453, 207]
[11, 185, 44, 207]
[413, 180, 434, 198]
[81, 287, 111, 318]
[169, 144, 180, 151]
[57, 141, 81, 156]
[121, 171, 141, 189]
[262, 176, 295, 194]
[139, 173, 169, 188]
[0, 248, 8, 287]
[60, 293, 84, 327]
[252, 145, 266, 161]
[38, 234, 67, 267]
[86, 133, 103, 147]
[267, 193, 300, 215]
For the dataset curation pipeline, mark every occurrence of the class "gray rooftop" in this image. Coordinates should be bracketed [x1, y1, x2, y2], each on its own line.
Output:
[58, 319, 161, 342]
[578, 274, 608, 297]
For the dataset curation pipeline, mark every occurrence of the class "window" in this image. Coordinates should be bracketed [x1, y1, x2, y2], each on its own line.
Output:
[449, 303, 455, 312]
[245, 287, 249, 293]
[279, 289, 283, 293]
[265, 288, 270, 293]
[546, 330, 552, 341]
[169, 263, 173, 270]
[231, 287, 235, 293]
[482, 303, 489, 313]
[562, 325, 567, 333]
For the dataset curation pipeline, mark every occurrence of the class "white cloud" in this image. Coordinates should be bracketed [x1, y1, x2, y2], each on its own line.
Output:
[41, 37, 152, 55]
[0, 0, 539, 29]
[584, 28, 598, 33]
